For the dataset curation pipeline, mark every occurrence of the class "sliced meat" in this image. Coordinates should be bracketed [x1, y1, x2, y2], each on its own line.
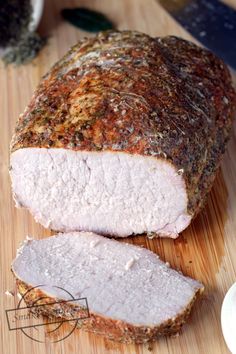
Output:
[10, 149, 190, 236]
[12, 232, 204, 343]
[10, 31, 236, 237]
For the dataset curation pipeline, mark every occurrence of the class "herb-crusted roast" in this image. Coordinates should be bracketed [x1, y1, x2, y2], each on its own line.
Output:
[10, 31, 236, 237]
[12, 232, 204, 343]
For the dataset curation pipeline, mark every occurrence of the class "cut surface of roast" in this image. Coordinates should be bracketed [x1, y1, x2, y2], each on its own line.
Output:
[12, 232, 204, 343]
[11, 148, 190, 237]
[10, 31, 236, 237]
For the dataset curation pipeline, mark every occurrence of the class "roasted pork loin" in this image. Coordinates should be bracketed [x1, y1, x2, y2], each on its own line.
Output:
[10, 31, 236, 237]
[12, 232, 204, 343]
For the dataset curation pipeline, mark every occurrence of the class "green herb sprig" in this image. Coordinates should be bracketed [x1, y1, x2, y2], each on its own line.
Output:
[61, 7, 114, 33]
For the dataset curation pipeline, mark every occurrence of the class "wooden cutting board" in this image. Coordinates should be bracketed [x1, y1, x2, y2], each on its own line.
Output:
[1, 0, 236, 353]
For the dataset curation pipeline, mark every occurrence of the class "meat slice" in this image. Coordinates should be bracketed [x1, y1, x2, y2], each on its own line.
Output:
[10, 31, 236, 238]
[12, 232, 204, 343]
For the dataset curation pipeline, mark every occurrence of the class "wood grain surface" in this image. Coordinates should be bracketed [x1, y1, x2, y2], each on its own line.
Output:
[1, 0, 236, 353]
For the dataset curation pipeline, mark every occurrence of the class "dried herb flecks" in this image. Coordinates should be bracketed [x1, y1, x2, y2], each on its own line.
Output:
[3, 32, 46, 65]
[0, 0, 46, 65]
[0, 0, 32, 47]
[61, 7, 114, 32]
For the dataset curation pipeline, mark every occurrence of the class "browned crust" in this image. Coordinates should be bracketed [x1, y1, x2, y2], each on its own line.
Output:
[15, 277, 204, 344]
[10, 31, 236, 217]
